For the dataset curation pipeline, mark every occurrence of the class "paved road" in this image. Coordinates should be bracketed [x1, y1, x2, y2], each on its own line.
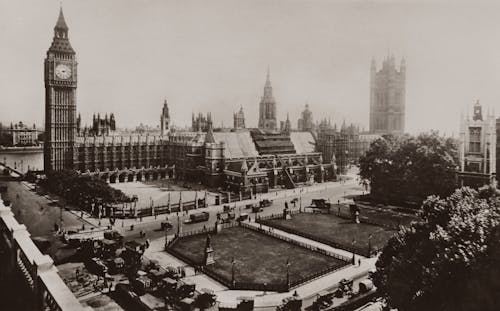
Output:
[89, 176, 365, 244]
[0, 180, 95, 260]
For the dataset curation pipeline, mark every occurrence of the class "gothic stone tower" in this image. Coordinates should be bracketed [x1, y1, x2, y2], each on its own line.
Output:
[369, 55, 405, 135]
[258, 68, 277, 131]
[44, 8, 78, 171]
[458, 101, 496, 187]
[204, 121, 225, 187]
[160, 99, 170, 136]
[233, 106, 245, 129]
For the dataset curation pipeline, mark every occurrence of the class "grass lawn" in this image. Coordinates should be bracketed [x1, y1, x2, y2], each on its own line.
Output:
[170, 226, 347, 285]
[266, 213, 396, 253]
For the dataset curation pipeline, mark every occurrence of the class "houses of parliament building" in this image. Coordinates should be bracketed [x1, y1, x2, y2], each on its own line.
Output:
[44, 8, 336, 193]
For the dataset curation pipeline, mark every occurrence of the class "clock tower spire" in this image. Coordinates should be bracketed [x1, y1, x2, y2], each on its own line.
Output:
[44, 6, 78, 171]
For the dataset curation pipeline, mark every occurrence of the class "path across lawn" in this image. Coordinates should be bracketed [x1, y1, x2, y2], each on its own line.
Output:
[264, 213, 396, 254]
[170, 226, 347, 286]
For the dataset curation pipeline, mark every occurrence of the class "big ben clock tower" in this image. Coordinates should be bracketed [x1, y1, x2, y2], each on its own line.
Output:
[44, 7, 78, 171]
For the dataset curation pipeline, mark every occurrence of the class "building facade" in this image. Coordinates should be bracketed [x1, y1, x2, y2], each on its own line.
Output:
[6, 122, 39, 146]
[44, 8, 78, 171]
[258, 69, 277, 131]
[298, 104, 314, 131]
[458, 101, 496, 187]
[369, 55, 406, 135]
[42, 9, 336, 195]
[192, 112, 212, 132]
[233, 106, 245, 129]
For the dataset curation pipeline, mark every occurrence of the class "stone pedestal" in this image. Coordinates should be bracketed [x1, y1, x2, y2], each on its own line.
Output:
[283, 208, 292, 220]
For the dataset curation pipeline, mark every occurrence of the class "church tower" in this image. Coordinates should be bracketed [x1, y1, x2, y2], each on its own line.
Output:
[369, 55, 405, 135]
[160, 99, 170, 136]
[44, 7, 78, 171]
[258, 67, 277, 131]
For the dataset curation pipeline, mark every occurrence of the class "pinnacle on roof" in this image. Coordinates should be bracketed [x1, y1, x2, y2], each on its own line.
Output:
[205, 122, 216, 144]
[240, 158, 248, 172]
[265, 66, 272, 87]
[55, 7, 69, 30]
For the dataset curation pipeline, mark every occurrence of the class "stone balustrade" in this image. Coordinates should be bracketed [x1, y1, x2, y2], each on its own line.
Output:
[0, 195, 86, 311]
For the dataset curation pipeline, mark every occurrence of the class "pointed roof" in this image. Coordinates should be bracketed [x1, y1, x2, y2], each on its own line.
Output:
[48, 7, 75, 54]
[265, 66, 272, 88]
[205, 122, 216, 144]
[55, 7, 69, 30]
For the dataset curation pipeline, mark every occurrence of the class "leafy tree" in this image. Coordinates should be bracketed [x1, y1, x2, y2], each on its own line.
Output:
[41, 170, 129, 206]
[359, 131, 458, 205]
[373, 187, 500, 311]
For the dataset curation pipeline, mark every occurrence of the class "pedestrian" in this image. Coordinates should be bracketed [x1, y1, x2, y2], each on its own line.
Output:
[358, 258, 361, 266]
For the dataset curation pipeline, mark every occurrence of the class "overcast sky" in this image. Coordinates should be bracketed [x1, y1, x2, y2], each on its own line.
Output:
[1, 0, 500, 134]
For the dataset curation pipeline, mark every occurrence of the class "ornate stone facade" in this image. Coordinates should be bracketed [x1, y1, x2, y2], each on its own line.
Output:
[369, 55, 406, 135]
[458, 101, 496, 187]
[258, 68, 277, 131]
[44, 8, 78, 171]
[233, 106, 245, 129]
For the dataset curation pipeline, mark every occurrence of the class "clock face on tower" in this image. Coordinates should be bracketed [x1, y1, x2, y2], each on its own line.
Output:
[55, 64, 72, 79]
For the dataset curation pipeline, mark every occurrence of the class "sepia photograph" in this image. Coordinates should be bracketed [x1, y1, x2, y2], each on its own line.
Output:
[0, 0, 499, 310]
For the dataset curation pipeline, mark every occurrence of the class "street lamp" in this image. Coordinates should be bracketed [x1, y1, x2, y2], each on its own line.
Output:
[351, 238, 356, 265]
[368, 234, 373, 257]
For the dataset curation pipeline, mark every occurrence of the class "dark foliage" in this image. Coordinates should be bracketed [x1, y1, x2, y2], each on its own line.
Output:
[41, 170, 129, 205]
[359, 131, 459, 205]
[373, 186, 500, 311]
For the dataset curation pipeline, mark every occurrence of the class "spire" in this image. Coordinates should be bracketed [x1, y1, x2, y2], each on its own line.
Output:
[49, 6, 74, 54]
[265, 66, 272, 89]
[55, 6, 69, 30]
[205, 121, 216, 144]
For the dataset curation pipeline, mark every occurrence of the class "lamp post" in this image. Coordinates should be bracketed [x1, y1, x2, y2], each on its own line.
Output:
[368, 234, 373, 257]
[351, 238, 356, 265]
[231, 257, 236, 288]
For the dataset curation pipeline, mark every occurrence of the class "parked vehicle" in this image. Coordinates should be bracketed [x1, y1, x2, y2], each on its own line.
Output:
[252, 205, 263, 213]
[358, 279, 374, 294]
[104, 230, 123, 242]
[184, 212, 209, 224]
[259, 199, 273, 207]
[237, 213, 249, 221]
[309, 199, 331, 209]
[217, 211, 235, 223]
[161, 221, 173, 230]
[177, 280, 196, 298]
[86, 257, 108, 276]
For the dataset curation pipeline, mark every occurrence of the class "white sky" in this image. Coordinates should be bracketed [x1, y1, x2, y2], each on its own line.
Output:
[1, 0, 500, 135]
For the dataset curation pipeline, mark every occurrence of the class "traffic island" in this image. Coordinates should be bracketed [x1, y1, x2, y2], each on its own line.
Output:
[166, 223, 350, 292]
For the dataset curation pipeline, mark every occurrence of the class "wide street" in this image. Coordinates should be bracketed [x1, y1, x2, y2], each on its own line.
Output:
[94, 172, 365, 243]
[0, 168, 364, 261]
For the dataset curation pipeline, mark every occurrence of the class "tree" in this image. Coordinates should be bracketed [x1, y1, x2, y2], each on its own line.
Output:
[40, 170, 129, 206]
[359, 131, 458, 205]
[373, 187, 500, 311]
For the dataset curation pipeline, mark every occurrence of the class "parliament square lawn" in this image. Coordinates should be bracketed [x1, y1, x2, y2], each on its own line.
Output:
[266, 212, 397, 252]
[170, 226, 348, 286]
